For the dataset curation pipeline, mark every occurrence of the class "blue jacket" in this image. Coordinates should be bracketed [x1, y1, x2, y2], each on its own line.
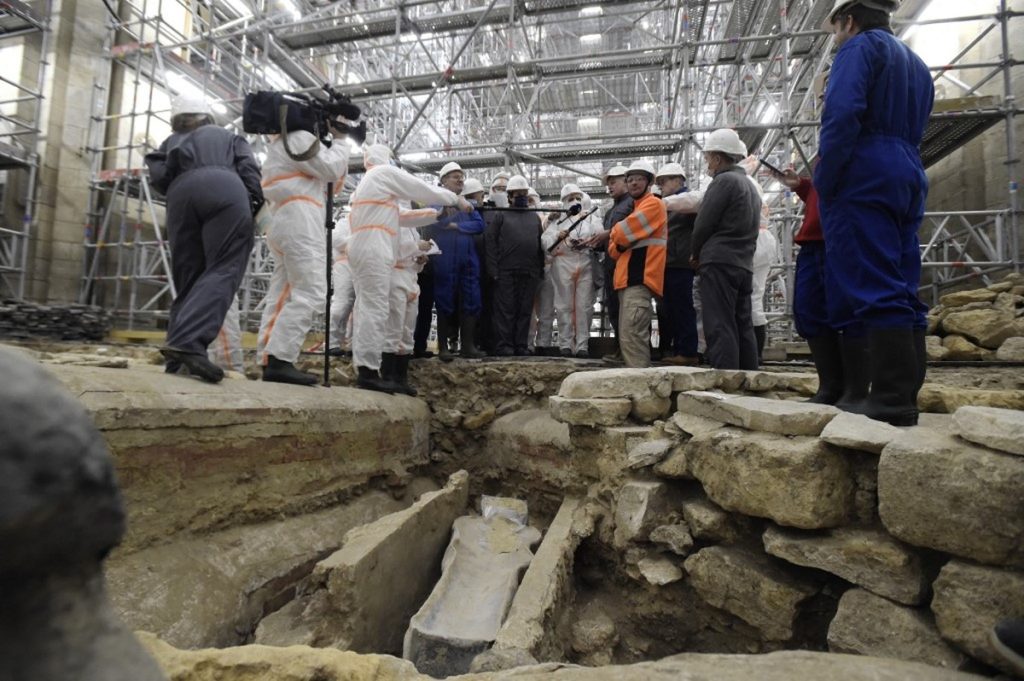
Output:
[814, 29, 934, 201]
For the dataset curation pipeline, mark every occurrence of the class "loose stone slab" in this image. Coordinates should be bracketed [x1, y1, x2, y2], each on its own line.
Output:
[677, 391, 840, 436]
[952, 406, 1024, 456]
[650, 523, 695, 556]
[548, 395, 631, 427]
[743, 371, 818, 396]
[688, 429, 854, 529]
[668, 412, 725, 438]
[878, 429, 1024, 566]
[557, 368, 671, 400]
[918, 384, 1024, 413]
[828, 589, 967, 670]
[763, 525, 927, 605]
[627, 438, 672, 469]
[820, 412, 902, 455]
[403, 512, 541, 677]
[661, 366, 719, 392]
[637, 556, 684, 585]
[684, 546, 819, 641]
[931, 559, 1024, 674]
[613, 481, 674, 547]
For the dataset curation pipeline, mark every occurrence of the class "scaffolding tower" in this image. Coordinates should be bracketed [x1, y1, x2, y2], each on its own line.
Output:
[0, 0, 50, 300]
[77, 0, 1021, 335]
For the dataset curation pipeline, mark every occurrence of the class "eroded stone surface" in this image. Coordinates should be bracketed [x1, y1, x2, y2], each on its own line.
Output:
[637, 556, 684, 585]
[684, 546, 820, 641]
[940, 288, 998, 307]
[918, 385, 1024, 413]
[652, 443, 692, 479]
[878, 429, 1024, 566]
[650, 523, 695, 556]
[941, 335, 986, 361]
[819, 412, 901, 455]
[926, 335, 951, 361]
[627, 438, 672, 469]
[952, 406, 1024, 456]
[931, 560, 1024, 675]
[681, 491, 745, 544]
[763, 526, 927, 605]
[688, 429, 854, 529]
[548, 396, 632, 427]
[557, 369, 671, 400]
[742, 371, 818, 395]
[941, 309, 1017, 349]
[630, 394, 673, 423]
[828, 589, 967, 669]
[613, 481, 673, 547]
[996, 336, 1024, 361]
[677, 391, 839, 436]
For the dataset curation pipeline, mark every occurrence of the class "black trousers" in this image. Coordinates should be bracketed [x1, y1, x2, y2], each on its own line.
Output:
[165, 167, 254, 355]
[699, 262, 758, 370]
[492, 270, 540, 353]
[413, 266, 435, 353]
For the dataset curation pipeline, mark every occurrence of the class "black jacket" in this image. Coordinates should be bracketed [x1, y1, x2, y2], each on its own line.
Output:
[665, 190, 697, 270]
[485, 209, 544, 276]
[691, 165, 760, 272]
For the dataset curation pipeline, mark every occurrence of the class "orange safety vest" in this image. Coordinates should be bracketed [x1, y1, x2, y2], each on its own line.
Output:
[608, 191, 668, 296]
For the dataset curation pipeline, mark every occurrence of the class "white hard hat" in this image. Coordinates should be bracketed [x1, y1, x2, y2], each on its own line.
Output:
[825, 0, 900, 26]
[704, 128, 748, 159]
[560, 183, 582, 200]
[625, 160, 656, 179]
[171, 94, 213, 117]
[491, 172, 511, 187]
[462, 178, 485, 196]
[527, 188, 541, 200]
[656, 162, 686, 180]
[439, 161, 463, 179]
[507, 175, 529, 191]
[603, 164, 629, 180]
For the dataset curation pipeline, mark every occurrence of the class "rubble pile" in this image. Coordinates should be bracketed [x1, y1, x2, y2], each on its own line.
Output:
[926, 273, 1024, 362]
[0, 299, 112, 341]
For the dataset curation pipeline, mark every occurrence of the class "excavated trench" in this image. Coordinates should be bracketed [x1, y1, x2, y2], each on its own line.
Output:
[20, 340, 1024, 679]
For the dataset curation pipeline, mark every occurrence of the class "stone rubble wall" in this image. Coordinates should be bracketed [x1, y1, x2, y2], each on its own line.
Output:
[499, 366, 1024, 676]
[926, 272, 1024, 362]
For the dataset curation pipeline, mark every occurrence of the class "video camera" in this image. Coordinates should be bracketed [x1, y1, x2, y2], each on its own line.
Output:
[243, 84, 366, 149]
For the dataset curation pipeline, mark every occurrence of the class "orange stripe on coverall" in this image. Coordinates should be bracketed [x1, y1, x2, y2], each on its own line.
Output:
[259, 282, 292, 365]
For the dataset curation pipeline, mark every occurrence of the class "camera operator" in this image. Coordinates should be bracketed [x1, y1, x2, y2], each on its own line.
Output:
[145, 95, 263, 384]
[256, 119, 350, 386]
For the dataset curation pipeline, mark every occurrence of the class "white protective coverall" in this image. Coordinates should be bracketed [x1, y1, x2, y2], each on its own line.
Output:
[385, 223, 430, 355]
[207, 294, 244, 372]
[257, 130, 349, 365]
[749, 179, 780, 327]
[328, 214, 355, 351]
[348, 144, 462, 371]
[542, 194, 600, 354]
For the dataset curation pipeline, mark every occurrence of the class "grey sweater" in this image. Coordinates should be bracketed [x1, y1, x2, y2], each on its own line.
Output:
[691, 165, 760, 272]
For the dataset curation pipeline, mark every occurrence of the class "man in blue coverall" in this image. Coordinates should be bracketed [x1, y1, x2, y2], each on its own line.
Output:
[423, 161, 487, 361]
[815, 0, 933, 427]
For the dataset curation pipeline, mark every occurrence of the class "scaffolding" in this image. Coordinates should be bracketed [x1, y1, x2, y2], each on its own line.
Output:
[0, 0, 50, 300]
[76, 0, 1021, 335]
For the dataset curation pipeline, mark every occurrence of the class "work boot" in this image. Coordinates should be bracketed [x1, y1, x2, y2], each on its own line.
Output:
[991, 618, 1024, 676]
[413, 347, 434, 359]
[262, 355, 318, 386]
[380, 352, 397, 383]
[835, 334, 870, 410]
[326, 346, 346, 357]
[575, 350, 590, 359]
[160, 347, 224, 384]
[560, 347, 573, 358]
[911, 327, 927, 408]
[805, 332, 844, 405]
[355, 365, 397, 394]
[392, 354, 418, 396]
[437, 315, 455, 363]
[459, 316, 486, 359]
[846, 328, 919, 427]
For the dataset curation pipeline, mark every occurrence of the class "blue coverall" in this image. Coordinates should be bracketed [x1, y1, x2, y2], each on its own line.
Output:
[425, 207, 486, 317]
[814, 28, 934, 331]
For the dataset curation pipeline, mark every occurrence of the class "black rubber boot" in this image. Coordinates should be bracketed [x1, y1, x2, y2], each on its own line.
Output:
[847, 328, 919, 427]
[160, 347, 224, 384]
[380, 352, 397, 382]
[911, 327, 927, 408]
[262, 355, 318, 386]
[437, 315, 455, 363]
[459, 316, 486, 359]
[835, 334, 870, 410]
[355, 365, 397, 394]
[393, 355, 418, 396]
[805, 333, 844, 405]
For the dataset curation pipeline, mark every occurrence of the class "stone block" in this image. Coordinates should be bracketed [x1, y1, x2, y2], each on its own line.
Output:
[653, 443, 692, 479]
[918, 385, 1024, 413]
[931, 560, 1024, 674]
[743, 371, 818, 396]
[569, 605, 618, 661]
[953, 406, 1024, 456]
[942, 309, 1018, 349]
[828, 589, 967, 670]
[661, 366, 719, 392]
[926, 335, 951, 361]
[669, 412, 725, 438]
[681, 491, 744, 543]
[613, 481, 673, 547]
[941, 334, 983, 360]
[996, 336, 1024, 361]
[557, 368, 671, 400]
[878, 429, 1024, 566]
[630, 393, 673, 423]
[993, 292, 1024, 312]
[940, 288, 998, 307]
[684, 546, 819, 641]
[488, 410, 572, 489]
[688, 429, 854, 529]
[650, 523, 694, 556]
[637, 555, 684, 585]
[819, 412, 902, 455]
[627, 438, 672, 469]
[677, 391, 839, 436]
[548, 395, 632, 427]
[763, 526, 928, 605]
[403, 512, 541, 677]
